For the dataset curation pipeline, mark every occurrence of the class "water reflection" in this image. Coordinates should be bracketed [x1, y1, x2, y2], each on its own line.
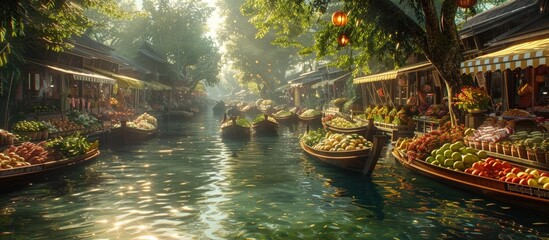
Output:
[0, 111, 547, 239]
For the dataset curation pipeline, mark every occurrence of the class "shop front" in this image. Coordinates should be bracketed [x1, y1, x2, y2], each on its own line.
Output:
[461, 38, 549, 115]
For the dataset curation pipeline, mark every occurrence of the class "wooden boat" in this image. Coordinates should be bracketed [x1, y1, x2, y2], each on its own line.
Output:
[221, 116, 251, 138]
[392, 148, 549, 214]
[109, 121, 159, 144]
[0, 147, 101, 191]
[300, 135, 387, 174]
[271, 107, 297, 123]
[252, 115, 279, 135]
[323, 119, 373, 137]
[298, 111, 322, 123]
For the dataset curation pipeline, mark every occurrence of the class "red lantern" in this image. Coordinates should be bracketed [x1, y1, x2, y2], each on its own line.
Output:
[337, 33, 350, 46]
[456, 0, 477, 8]
[332, 11, 348, 27]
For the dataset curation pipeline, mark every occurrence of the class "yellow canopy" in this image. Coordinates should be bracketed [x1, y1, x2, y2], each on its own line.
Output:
[88, 68, 145, 89]
[353, 62, 432, 84]
[461, 38, 549, 74]
[145, 81, 172, 91]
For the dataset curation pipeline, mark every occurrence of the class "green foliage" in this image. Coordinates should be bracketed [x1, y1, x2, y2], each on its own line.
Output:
[86, 0, 221, 90]
[300, 128, 327, 146]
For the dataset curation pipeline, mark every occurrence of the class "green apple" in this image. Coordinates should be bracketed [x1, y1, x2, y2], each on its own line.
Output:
[444, 159, 455, 168]
[444, 150, 454, 158]
[426, 156, 435, 163]
[453, 161, 465, 171]
[477, 150, 488, 159]
[451, 152, 462, 161]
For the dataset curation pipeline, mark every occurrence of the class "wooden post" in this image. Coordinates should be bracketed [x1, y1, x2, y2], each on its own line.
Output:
[362, 134, 387, 175]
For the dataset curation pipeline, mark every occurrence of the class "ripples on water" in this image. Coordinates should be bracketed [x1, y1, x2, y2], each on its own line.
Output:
[0, 112, 547, 239]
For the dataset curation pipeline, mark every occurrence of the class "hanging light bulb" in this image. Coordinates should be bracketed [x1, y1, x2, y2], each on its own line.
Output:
[337, 33, 350, 46]
[332, 11, 348, 27]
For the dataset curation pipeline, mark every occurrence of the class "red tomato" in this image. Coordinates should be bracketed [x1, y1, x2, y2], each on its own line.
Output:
[499, 176, 506, 181]
[503, 168, 511, 174]
[519, 178, 529, 185]
[505, 177, 514, 183]
[511, 167, 521, 174]
[540, 172, 549, 177]
[472, 170, 481, 176]
[464, 168, 474, 174]
[512, 177, 521, 183]
[472, 162, 485, 171]
[492, 162, 503, 171]
[478, 172, 489, 178]
[501, 161, 511, 169]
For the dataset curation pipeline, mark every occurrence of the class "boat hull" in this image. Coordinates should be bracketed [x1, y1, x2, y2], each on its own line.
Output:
[0, 148, 101, 191]
[110, 126, 158, 144]
[221, 124, 251, 138]
[392, 149, 549, 214]
[300, 135, 386, 174]
[252, 119, 279, 135]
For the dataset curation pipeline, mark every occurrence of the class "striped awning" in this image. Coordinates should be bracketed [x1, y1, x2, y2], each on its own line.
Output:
[353, 61, 432, 84]
[88, 68, 145, 89]
[28, 60, 117, 85]
[461, 38, 549, 74]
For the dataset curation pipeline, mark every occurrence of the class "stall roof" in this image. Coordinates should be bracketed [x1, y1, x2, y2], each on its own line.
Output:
[146, 81, 172, 91]
[461, 38, 549, 74]
[88, 67, 145, 89]
[311, 73, 350, 89]
[27, 60, 116, 85]
[353, 62, 432, 84]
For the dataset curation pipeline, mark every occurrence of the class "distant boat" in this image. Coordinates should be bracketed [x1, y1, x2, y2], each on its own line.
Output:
[220, 115, 251, 139]
[252, 114, 279, 136]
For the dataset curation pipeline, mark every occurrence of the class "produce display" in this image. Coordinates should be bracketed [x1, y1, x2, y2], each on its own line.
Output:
[300, 128, 327, 147]
[312, 132, 372, 152]
[3, 142, 49, 165]
[11, 120, 47, 132]
[114, 113, 157, 130]
[221, 116, 251, 128]
[44, 134, 97, 158]
[301, 129, 372, 152]
[273, 109, 292, 118]
[396, 122, 465, 161]
[360, 105, 414, 127]
[501, 108, 535, 118]
[324, 116, 366, 129]
[252, 114, 277, 124]
[42, 119, 83, 135]
[465, 117, 512, 142]
[299, 109, 321, 118]
[0, 152, 31, 169]
[67, 110, 102, 131]
[0, 129, 17, 146]
[409, 139, 549, 190]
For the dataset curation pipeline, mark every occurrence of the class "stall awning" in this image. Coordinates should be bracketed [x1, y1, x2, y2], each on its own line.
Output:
[461, 38, 549, 74]
[311, 73, 350, 89]
[88, 68, 145, 89]
[145, 81, 172, 91]
[290, 76, 322, 87]
[275, 83, 291, 92]
[353, 62, 432, 84]
[28, 60, 117, 85]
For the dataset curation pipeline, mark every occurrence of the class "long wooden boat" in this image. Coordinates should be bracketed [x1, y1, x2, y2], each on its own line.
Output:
[323, 119, 374, 138]
[0, 147, 101, 191]
[252, 115, 279, 135]
[298, 113, 322, 123]
[221, 117, 251, 138]
[109, 123, 159, 144]
[273, 112, 297, 123]
[300, 135, 387, 174]
[392, 148, 549, 214]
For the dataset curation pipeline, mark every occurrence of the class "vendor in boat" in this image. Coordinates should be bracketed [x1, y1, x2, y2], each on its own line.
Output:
[227, 105, 241, 118]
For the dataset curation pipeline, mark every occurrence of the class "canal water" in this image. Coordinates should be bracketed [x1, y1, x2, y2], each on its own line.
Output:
[0, 110, 548, 239]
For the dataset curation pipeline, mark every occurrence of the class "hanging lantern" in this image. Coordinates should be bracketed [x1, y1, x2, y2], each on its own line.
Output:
[332, 11, 348, 27]
[337, 33, 350, 46]
[456, 0, 477, 8]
